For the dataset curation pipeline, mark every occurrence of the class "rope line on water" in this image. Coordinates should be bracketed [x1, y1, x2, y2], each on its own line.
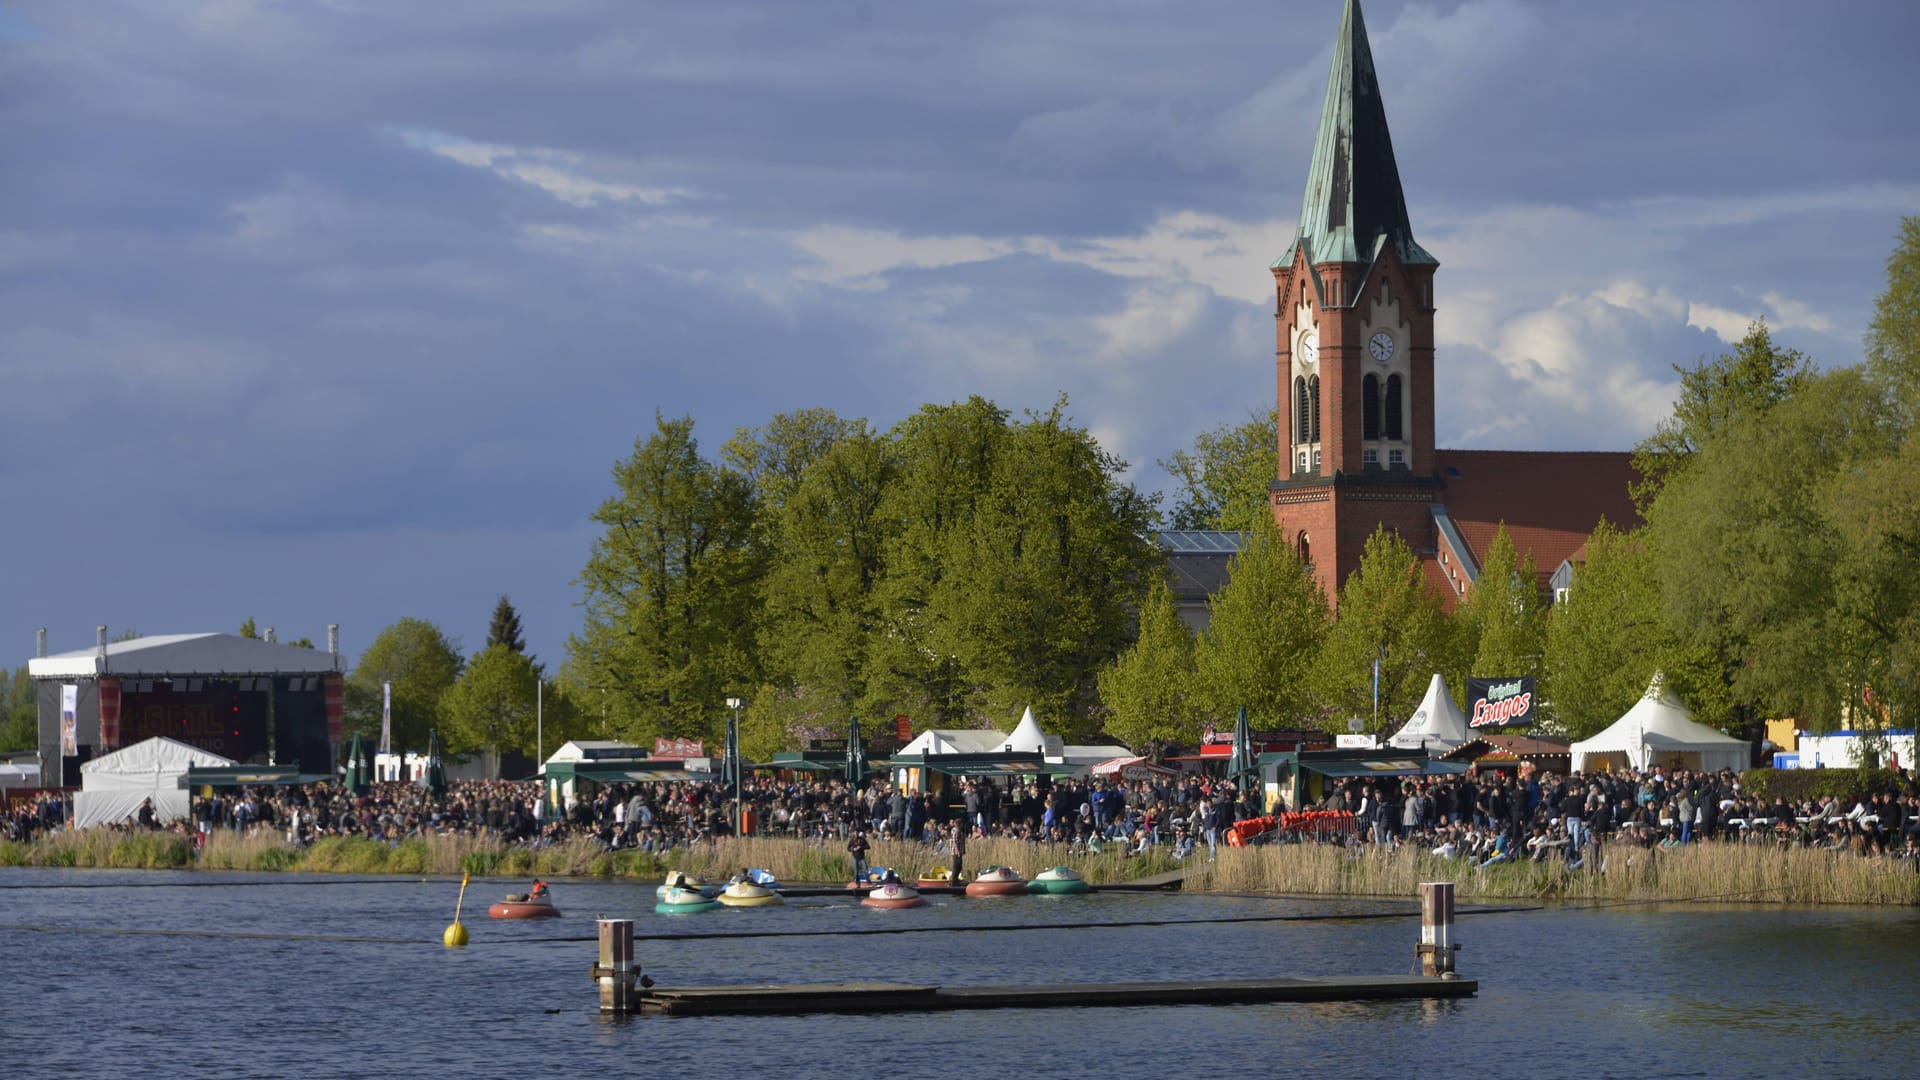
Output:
[0, 905, 1539, 947]
[0, 878, 443, 890]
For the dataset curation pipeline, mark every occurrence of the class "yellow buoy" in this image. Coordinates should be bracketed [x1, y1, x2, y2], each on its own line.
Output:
[444, 871, 472, 947]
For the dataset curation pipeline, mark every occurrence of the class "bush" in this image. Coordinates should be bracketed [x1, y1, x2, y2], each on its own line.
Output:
[1740, 768, 1904, 803]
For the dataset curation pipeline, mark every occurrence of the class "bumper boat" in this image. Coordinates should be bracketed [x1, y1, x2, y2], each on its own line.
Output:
[655, 873, 721, 901]
[861, 882, 927, 909]
[489, 892, 562, 919]
[1028, 866, 1091, 895]
[964, 865, 1027, 897]
[718, 880, 784, 907]
[915, 866, 964, 890]
[847, 868, 894, 890]
[655, 886, 723, 915]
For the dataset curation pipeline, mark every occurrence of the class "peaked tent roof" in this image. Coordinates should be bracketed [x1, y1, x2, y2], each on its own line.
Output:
[1281, 0, 1435, 271]
[1570, 677, 1749, 773]
[896, 729, 1007, 757]
[30, 633, 345, 678]
[82, 735, 235, 778]
[1389, 674, 1470, 751]
[1001, 707, 1049, 753]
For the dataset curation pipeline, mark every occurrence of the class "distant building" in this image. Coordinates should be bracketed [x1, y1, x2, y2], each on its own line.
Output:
[1269, 1, 1639, 607]
[1155, 529, 1242, 629]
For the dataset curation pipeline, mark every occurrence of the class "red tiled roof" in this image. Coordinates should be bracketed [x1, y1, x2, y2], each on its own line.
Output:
[1433, 450, 1640, 589]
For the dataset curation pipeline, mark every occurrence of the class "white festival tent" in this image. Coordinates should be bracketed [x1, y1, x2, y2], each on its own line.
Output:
[1389, 674, 1471, 753]
[1570, 677, 1750, 774]
[73, 736, 236, 829]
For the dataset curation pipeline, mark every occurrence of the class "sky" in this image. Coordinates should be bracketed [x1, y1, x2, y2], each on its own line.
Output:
[5, 0, 1917, 673]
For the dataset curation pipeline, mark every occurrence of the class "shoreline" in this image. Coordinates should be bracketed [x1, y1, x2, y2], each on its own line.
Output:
[4, 829, 1915, 906]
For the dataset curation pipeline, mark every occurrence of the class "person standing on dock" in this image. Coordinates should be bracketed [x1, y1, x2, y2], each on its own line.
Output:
[948, 822, 966, 882]
[847, 830, 870, 883]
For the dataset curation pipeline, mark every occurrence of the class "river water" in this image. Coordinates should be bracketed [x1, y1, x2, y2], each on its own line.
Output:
[1, 868, 1914, 1079]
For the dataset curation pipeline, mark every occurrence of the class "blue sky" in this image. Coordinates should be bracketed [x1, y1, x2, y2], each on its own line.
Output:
[5, 0, 1917, 671]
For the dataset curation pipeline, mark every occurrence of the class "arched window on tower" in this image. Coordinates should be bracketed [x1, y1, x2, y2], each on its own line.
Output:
[1297, 531, 1311, 567]
[1294, 375, 1309, 444]
[1362, 373, 1381, 440]
[1308, 375, 1321, 442]
[1384, 374, 1404, 441]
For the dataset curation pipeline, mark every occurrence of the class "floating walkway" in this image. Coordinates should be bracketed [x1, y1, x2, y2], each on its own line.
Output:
[636, 974, 1473, 1016]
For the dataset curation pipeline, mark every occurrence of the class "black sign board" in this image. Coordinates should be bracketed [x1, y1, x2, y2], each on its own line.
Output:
[1467, 677, 1536, 730]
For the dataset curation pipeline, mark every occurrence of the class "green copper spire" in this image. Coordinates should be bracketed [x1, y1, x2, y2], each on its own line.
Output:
[1283, 0, 1435, 270]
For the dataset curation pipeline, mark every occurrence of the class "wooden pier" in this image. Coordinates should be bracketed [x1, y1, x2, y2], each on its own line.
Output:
[637, 974, 1473, 1016]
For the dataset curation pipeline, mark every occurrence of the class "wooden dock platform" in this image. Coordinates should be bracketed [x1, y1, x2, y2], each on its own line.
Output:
[638, 974, 1473, 1016]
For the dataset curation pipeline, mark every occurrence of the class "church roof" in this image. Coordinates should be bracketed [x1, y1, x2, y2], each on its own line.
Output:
[1280, 0, 1436, 272]
[1431, 450, 1640, 592]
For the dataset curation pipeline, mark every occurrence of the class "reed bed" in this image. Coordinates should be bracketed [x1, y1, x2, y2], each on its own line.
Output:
[1179, 842, 1920, 906]
[4, 828, 1913, 904]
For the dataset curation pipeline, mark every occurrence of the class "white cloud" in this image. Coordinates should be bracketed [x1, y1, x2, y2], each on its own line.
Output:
[394, 129, 691, 208]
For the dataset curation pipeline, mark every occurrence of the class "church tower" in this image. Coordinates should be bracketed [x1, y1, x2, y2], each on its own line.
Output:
[1271, 0, 1440, 605]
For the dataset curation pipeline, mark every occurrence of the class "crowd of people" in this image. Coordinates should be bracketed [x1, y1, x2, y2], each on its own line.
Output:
[1313, 765, 1920, 866]
[8, 762, 1917, 869]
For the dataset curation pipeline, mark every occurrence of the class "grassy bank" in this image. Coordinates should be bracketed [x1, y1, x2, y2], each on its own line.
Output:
[0, 830, 1170, 885]
[4, 830, 1913, 904]
[1179, 842, 1920, 906]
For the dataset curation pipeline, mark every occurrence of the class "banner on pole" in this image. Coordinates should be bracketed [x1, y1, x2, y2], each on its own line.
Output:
[894, 715, 911, 742]
[1466, 676, 1536, 730]
[380, 682, 393, 755]
[60, 684, 79, 756]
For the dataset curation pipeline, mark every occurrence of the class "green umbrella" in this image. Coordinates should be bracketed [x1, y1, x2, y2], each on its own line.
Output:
[343, 731, 370, 795]
[1227, 706, 1259, 797]
[423, 728, 449, 800]
[845, 716, 868, 785]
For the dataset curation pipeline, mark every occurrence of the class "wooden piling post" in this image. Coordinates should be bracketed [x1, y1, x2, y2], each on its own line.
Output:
[1417, 881, 1458, 978]
[592, 918, 640, 1012]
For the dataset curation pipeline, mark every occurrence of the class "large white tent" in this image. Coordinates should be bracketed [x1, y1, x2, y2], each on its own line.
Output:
[1570, 678, 1750, 774]
[73, 736, 234, 828]
[1389, 674, 1471, 753]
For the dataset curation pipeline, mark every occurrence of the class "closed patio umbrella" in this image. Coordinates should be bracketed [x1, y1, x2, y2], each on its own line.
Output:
[845, 716, 868, 785]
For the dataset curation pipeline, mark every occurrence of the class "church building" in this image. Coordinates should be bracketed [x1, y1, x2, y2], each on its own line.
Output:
[1270, 0, 1638, 606]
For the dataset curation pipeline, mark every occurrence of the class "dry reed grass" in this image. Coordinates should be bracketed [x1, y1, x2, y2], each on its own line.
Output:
[10, 828, 1912, 904]
[1178, 841, 1920, 905]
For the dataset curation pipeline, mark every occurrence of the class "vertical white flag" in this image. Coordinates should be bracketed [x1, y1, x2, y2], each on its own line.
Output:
[380, 681, 393, 758]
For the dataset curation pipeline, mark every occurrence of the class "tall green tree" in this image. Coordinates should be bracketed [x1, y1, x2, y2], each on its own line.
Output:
[757, 425, 895, 724]
[1646, 367, 1891, 733]
[723, 407, 860, 525]
[1631, 321, 1814, 513]
[0, 667, 35, 754]
[1541, 521, 1675, 738]
[346, 618, 464, 753]
[486, 595, 526, 655]
[1457, 525, 1546, 685]
[1161, 410, 1279, 531]
[1190, 516, 1329, 729]
[568, 413, 763, 743]
[1097, 577, 1197, 751]
[440, 644, 541, 768]
[1311, 527, 1458, 734]
[931, 399, 1160, 737]
[865, 397, 1011, 728]
[238, 617, 258, 639]
[1865, 216, 1920, 429]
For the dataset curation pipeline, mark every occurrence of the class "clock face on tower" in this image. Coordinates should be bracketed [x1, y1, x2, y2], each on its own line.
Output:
[1369, 332, 1395, 364]
[1300, 331, 1319, 365]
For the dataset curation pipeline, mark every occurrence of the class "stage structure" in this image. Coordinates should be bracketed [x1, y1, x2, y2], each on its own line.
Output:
[27, 626, 347, 786]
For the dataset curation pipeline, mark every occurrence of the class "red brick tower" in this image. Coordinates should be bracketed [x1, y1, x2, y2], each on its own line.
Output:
[1271, 0, 1440, 605]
